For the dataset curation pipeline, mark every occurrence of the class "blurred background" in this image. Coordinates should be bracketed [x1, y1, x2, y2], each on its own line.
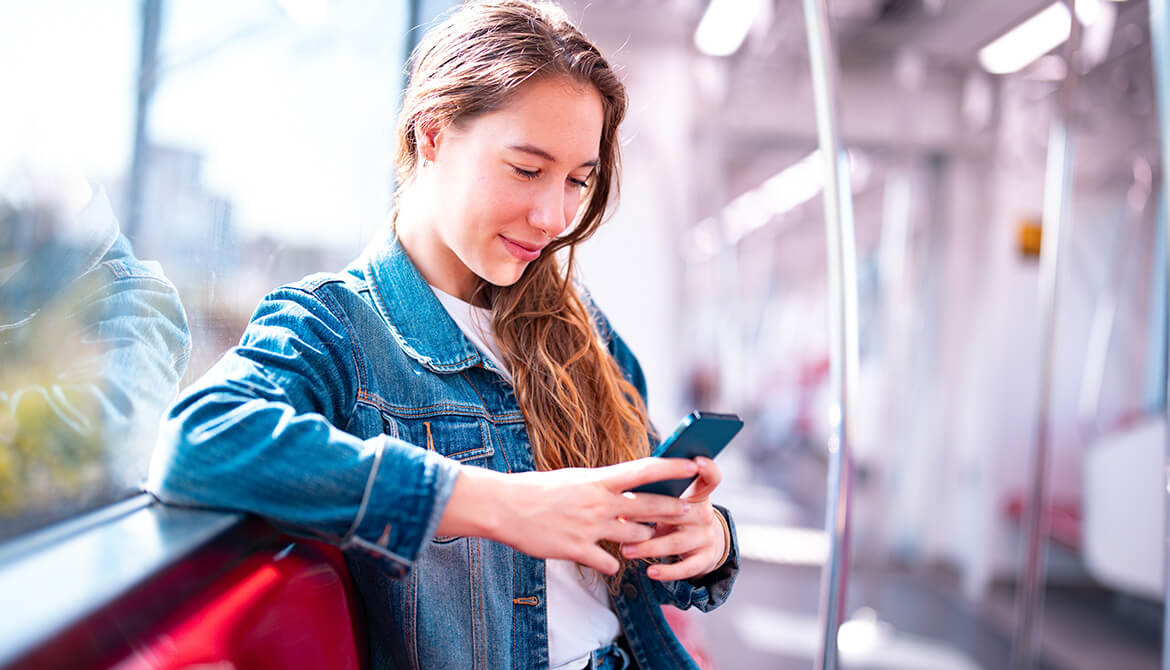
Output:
[1, 0, 1166, 668]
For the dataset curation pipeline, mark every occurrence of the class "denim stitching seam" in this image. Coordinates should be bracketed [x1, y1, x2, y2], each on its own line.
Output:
[340, 534, 409, 565]
[344, 437, 385, 543]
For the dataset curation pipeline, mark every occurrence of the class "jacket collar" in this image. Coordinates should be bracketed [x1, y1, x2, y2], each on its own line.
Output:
[361, 228, 485, 374]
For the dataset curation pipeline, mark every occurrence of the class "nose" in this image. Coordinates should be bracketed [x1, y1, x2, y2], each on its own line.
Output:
[526, 182, 569, 239]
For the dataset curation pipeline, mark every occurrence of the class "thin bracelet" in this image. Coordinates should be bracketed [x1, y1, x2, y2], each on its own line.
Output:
[711, 507, 731, 571]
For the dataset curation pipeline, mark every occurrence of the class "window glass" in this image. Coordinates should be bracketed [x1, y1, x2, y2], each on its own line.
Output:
[0, 1, 412, 541]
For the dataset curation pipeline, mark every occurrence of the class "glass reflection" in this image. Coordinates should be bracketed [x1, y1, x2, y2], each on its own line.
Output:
[0, 186, 190, 539]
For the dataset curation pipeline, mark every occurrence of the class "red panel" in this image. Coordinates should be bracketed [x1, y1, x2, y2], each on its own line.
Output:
[110, 541, 362, 670]
[663, 606, 716, 670]
[1003, 495, 1082, 550]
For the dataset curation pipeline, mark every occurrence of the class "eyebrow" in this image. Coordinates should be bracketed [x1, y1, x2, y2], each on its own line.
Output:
[508, 144, 599, 169]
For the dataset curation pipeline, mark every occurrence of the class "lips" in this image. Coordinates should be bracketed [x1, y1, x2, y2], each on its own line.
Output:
[500, 235, 545, 262]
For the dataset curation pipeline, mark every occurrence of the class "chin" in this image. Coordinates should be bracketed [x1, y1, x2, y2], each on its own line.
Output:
[479, 262, 528, 288]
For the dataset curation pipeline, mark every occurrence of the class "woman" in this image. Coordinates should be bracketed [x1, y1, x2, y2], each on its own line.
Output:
[148, 2, 738, 668]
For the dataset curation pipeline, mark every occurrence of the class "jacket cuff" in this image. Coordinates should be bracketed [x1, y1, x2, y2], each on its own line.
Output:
[683, 504, 739, 608]
[648, 503, 739, 612]
[340, 436, 461, 576]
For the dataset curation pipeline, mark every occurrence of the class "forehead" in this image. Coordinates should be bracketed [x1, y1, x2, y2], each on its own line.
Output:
[460, 76, 604, 163]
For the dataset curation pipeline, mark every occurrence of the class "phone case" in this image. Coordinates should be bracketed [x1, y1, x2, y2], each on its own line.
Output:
[629, 411, 743, 497]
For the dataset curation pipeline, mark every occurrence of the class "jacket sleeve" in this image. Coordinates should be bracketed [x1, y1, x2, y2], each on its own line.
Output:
[582, 290, 739, 611]
[147, 284, 461, 576]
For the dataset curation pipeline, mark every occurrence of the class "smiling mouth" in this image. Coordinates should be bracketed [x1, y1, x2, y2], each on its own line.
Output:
[500, 235, 545, 261]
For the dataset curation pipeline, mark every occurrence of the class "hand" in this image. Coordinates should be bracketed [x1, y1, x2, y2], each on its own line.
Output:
[437, 457, 699, 575]
[618, 457, 726, 581]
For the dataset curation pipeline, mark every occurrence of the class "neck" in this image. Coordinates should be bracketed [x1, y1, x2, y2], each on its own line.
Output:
[394, 186, 480, 304]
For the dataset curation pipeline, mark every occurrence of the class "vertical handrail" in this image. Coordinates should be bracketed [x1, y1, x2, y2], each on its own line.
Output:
[1148, 2, 1170, 669]
[799, 2, 861, 668]
[1010, 2, 1080, 668]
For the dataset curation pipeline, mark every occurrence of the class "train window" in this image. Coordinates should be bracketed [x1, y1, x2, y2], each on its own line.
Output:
[0, 0, 415, 542]
[1, 1, 143, 540]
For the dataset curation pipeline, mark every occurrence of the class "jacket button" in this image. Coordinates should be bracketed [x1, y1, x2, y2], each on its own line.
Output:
[622, 583, 638, 599]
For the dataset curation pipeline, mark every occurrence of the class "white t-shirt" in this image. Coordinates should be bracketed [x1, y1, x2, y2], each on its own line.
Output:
[429, 286, 621, 670]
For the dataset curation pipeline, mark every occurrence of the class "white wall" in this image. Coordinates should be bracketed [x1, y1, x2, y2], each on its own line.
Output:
[575, 40, 699, 431]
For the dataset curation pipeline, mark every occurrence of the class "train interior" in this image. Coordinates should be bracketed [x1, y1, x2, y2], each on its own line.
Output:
[0, 0, 1167, 668]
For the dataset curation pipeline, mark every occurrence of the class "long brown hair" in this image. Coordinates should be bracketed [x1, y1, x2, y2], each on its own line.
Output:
[395, 1, 653, 572]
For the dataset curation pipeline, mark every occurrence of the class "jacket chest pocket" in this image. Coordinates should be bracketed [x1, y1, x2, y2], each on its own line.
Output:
[384, 415, 496, 546]
[383, 414, 495, 465]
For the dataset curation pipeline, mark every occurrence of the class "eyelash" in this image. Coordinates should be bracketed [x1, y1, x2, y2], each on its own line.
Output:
[511, 165, 589, 189]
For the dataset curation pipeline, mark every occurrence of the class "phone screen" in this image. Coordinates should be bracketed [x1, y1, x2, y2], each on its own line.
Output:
[629, 411, 743, 497]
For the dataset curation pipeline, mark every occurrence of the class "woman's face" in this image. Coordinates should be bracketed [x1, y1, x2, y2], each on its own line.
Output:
[415, 76, 604, 299]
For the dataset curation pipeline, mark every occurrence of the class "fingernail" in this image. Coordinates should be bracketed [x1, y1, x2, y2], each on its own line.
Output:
[682, 502, 692, 512]
[622, 545, 636, 556]
[647, 567, 660, 578]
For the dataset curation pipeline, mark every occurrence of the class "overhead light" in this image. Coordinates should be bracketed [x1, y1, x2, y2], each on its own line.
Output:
[721, 149, 870, 243]
[1075, 0, 1105, 23]
[694, 0, 765, 57]
[977, 0, 1106, 75]
[759, 151, 826, 215]
[1081, 1, 1117, 69]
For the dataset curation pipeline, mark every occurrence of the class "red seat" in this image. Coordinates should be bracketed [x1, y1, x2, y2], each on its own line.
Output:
[110, 540, 364, 670]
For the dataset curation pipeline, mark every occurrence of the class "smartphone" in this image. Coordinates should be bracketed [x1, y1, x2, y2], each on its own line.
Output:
[629, 411, 743, 497]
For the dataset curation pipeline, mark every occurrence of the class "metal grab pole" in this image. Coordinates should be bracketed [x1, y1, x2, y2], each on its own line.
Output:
[1010, 3, 1080, 667]
[799, 2, 861, 669]
[1148, 3, 1170, 670]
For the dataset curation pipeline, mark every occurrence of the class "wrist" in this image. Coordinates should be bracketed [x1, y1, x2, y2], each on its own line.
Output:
[439, 465, 506, 540]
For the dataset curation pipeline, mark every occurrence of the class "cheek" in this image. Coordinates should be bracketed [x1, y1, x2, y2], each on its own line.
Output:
[564, 191, 584, 226]
[482, 182, 533, 227]
[447, 175, 508, 236]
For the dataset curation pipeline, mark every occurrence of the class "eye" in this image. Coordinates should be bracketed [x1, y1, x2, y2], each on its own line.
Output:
[567, 176, 590, 189]
[511, 165, 539, 180]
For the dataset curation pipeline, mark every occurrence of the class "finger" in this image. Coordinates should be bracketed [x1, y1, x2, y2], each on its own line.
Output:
[575, 545, 620, 576]
[683, 457, 723, 502]
[601, 517, 655, 544]
[645, 551, 715, 581]
[615, 491, 691, 521]
[601, 457, 698, 493]
[621, 526, 705, 560]
[651, 522, 678, 539]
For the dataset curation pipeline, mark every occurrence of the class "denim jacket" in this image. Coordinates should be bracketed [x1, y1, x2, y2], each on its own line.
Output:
[148, 231, 738, 669]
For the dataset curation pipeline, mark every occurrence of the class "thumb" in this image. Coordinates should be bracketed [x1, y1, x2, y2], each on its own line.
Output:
[601, 457, 698, 493]
[682, 457, 722, 502]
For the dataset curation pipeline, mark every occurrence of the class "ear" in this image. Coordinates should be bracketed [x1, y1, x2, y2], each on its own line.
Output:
[415, 117, 444, 163]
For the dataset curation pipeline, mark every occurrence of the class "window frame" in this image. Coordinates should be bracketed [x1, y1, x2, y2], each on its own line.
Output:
[0, 495, 274, 668]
